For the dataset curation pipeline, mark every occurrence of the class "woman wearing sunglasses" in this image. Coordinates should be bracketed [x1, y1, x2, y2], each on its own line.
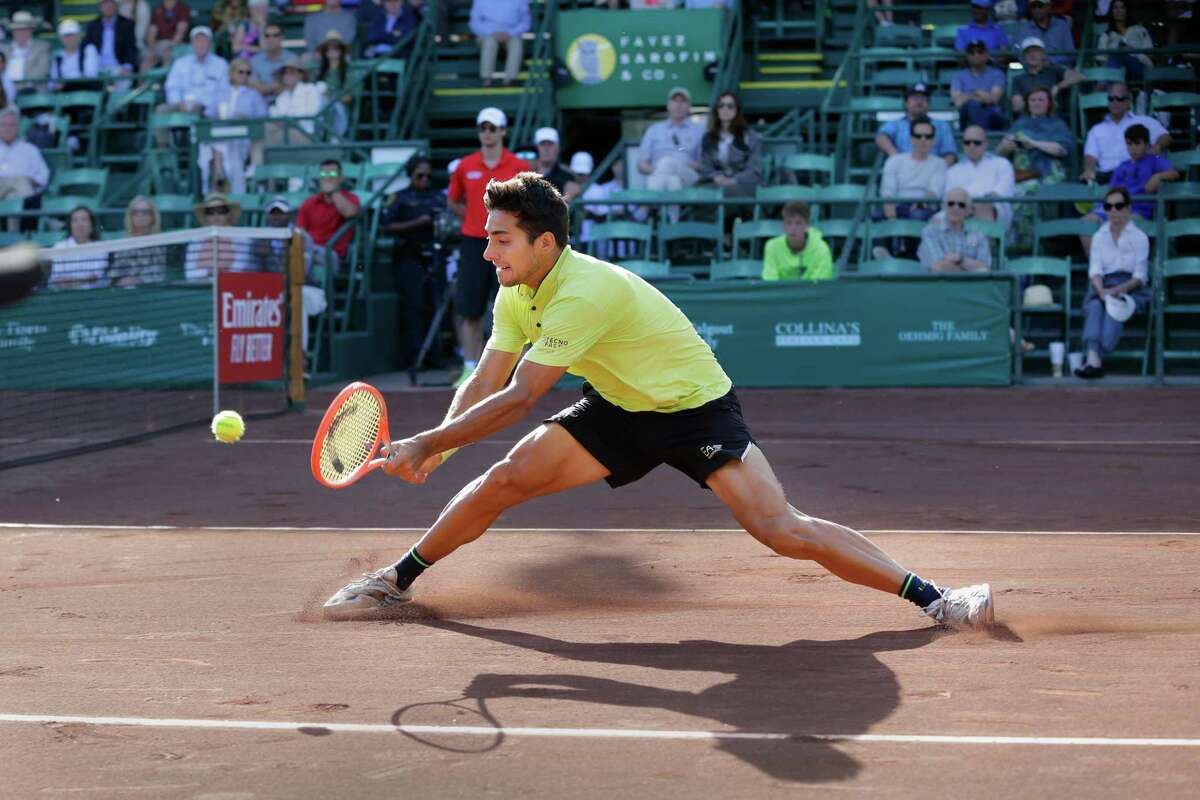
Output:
[1076, 186, 1150, 379]
[696, 91, 761, 197]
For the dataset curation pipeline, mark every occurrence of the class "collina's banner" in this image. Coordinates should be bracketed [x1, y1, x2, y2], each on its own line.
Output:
[660, 277, 1012, 387]
[557, 8, 722, 108]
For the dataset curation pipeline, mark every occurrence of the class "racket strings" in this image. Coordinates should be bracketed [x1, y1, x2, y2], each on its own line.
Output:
[318, 389, 383, 484]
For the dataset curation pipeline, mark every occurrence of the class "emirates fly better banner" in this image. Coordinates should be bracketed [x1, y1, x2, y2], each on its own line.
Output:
[217, 272, 285, 384]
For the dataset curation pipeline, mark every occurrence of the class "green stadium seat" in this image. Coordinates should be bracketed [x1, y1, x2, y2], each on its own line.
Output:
[709, 259, 763, 281]
[873, 25, 923, 49]
[779, 153, 836, 186]
[855, 258, 924, 275]
[37, 196, 99, 231]
[1033, 218, 1100, 262]
[657, 221, 723, 264]
[1151, 92, 1200, 147]
[1079, 66, 1124, 86]
[1170, 150, 1200, 179]
[1157, 257, 1200, 376]
[1164, 218, 1200, 258]
[965, 217, 1008, 267]
[616, 259, 674, 279]
[15, 92, 56, 114]
[50, 168, 109, 202]
[732, 219, 783, 259]
[584, 221, 654, 260]
[154, 194, 200, 229]
[1004, 256, 1072, 380]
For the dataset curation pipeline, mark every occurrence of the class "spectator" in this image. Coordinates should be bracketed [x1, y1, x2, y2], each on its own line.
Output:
[267, 53, 324, 144]
[571, 150, 606, 248]
[762, 201, 834, 282]
[248, 20, 286, 97]
[143, 0, 191, 71]
[238, 0, 270, 60]
[1075, 186, 1150, 379]
[365, 0, 420, 57]
[1010, 37, 1082, 117]
[51, 20, 102, 87]
[199, 57, 267, 194]
[946, 124, 1015, 227]
[384, 156, 448, 369]
[951, 40, 1007, 131]
[50, 206, 108, 290]
[446, 106, 531, 386]
[119, 0, 153, 52]
[255, 196, 328, 352]
[0, 109, 49, 232]
[316, 31, 351, 136]
[995, 86, 1073, 251]
[955, 0, 1010, 53]
[697, 90, 762, 196]
[1, 12, 52, 88]
[1081, 124, 1178, 250]
[85, 0, 140, 77]
[304, 0, 356, 59]
[1017, 0, 1074, 67]
[532, 127, 580, 200]
[163, 26, 229, 113]
[877, 115, 947, 258]
[469, 0, 530, 86]
[638, 86, 705, 192]
[297, 158, 361, 266]
[110, 196, 169, 286]
[869, 0, 895, 25]
[435, 0, 471, 42]
[918, 188, 993, 273]
[875, 84, 957, 165]
[1081, 82, 1170, 184]
[186, 193, 251, 278]
[0, 53, 14, 106]
[211, 0, 251, 60]
[1096, 0, 1153, 83]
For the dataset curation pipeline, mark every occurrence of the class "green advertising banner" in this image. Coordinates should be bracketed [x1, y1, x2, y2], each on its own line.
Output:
[557, 9, 722, 109]
[0, 286, 213, 390]
[659, 278, 1012, 387]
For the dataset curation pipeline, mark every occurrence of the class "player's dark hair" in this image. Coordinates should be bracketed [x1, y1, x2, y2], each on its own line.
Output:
[484, 172, 569, 249]
[782, 201, 811, 222]
[1124, 124, 1149, 145]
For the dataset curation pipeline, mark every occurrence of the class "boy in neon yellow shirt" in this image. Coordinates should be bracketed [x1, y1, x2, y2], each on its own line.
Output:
[762, 201, 834, 281]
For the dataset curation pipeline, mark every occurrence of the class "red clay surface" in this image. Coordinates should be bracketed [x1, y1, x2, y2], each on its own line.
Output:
[3, 387, 1199, 798]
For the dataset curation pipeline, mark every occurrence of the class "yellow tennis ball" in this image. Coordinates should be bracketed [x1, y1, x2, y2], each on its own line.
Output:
[211, 410, 245, 443]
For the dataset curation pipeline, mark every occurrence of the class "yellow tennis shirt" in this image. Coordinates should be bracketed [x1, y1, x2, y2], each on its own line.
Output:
[489, 246, 732, 412]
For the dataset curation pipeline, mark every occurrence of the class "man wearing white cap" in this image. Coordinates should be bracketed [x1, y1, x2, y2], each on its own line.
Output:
[84, 0, 139, 76]
[533, 127, 580, 201]
[163, 26, 229, 113]
[1, 12, 52, 85]
[51, 20, 101, 86]
[637, 86, 704, 194]
[1010, 37, 1081, 117]
[446, 106, 532, 387]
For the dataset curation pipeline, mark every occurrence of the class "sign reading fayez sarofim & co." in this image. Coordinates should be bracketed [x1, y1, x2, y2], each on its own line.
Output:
[558, 9, 722, 109]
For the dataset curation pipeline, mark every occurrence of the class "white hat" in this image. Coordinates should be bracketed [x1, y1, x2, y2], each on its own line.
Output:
[476, 107, 507, 128]
[8, 11, 39, 29]
[447, 158, 462, 176]
[534, 127, 559, 145]
[1104, 293, 1137, 323]
[265, 196, 291, 214]
[1022, 284, 1054, 307]
[57, 19, 82, 36]
[190, 25, 213, 40]
[1020, 36, 1045, 52]
[569, 151, 594, 174]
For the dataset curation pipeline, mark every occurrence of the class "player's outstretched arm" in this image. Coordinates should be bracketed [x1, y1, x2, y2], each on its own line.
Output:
[382, 355, 567, 483]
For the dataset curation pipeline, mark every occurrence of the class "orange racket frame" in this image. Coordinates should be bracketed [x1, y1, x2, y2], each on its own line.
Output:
[310, 381, 392, 489]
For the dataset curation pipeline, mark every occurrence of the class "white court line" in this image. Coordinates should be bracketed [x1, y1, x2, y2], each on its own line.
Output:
[209, 438, 1200, 447]
[0, 713, 1197, 747]
[1, 523, 1198, 536]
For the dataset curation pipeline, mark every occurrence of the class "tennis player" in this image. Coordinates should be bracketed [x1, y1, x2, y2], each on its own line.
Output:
[325, 173, 994, 629]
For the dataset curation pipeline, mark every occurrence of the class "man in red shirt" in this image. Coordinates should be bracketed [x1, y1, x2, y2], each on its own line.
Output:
[447, 106, 531, 386]
[297, 159, 361, 265]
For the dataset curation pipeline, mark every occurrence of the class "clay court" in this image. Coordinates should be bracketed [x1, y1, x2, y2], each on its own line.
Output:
[3, 386, 1199, 798]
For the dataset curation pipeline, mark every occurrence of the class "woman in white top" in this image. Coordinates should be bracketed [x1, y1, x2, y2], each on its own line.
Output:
[200, 57, 268, 194]
[50, 206, 108, 289]
[267, 54, 325, 145]
[50, 20, 101, 87]
[1076, 186, 1151, 379]
[1096, 0, 1154, 83]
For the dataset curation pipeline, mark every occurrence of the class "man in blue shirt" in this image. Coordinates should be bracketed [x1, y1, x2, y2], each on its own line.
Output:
[951, 40, 1008, 130]
[876, 84, 958, 166]
[955, 0, 1010, 53]
[1018, 0, 1075, 68]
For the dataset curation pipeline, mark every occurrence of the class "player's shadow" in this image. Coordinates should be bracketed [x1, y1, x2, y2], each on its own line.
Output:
[406, 620, 943, 783]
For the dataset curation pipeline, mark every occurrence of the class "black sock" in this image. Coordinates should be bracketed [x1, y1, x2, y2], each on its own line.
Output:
[390, 547, 433, 590]
[899, 573, 944, 608]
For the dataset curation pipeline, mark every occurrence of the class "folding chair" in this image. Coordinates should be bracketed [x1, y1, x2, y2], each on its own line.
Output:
[732, 219, 783, 259]
[709, 260, 764, 280]
[1156, 257, 1200, 377]
[1004, 256, 1071, 380]
[657, 221, 724, 265]
[855, 257, 924, 275]
[585, 221, 654, 260]
[779, 153, 836, 187]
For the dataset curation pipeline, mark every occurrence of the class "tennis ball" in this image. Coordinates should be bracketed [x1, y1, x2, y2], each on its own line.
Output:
[211, 410, 245, 443]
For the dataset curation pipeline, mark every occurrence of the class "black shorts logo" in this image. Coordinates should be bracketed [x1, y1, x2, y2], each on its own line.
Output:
[701, 444, 721, 459]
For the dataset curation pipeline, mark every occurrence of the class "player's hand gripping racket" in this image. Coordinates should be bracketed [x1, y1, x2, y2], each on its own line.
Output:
[311, 381, 392, 488]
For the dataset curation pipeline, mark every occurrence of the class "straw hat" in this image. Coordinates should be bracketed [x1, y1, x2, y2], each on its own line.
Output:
[316, 29, 349, 58]
[7, 11, 40, 30]
[273, 52, 310, 80]
[193, 192, 242, 225]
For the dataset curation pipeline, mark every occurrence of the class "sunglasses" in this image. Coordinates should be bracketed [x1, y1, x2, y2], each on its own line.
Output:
[1103, 201, 1128, 211]
[412, 172, 432, 180]
[717, 101, 737, 109]
[912, 132, 934, 140]
[478, 123, 498, 132]
[131, 208, 154, 215]
[234, 68, 250, 75]
[205, 206, 231, 215]
[1108, 95, 1129, 102]
[317, 169, 340, 178]
[946, 200, 969, 208]
[963, 139, 985, 146]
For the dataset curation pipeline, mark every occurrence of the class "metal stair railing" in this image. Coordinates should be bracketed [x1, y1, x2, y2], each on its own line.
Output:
[510, 0, 559, 150]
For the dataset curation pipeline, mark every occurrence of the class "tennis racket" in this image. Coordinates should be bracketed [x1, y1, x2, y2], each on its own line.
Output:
[310, 381, 392, 489]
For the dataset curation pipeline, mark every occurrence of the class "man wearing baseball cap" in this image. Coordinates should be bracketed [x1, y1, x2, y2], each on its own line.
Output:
[876, 84, 958, 165]
[447, 106, 532, 387]
[84, 0, 139, 76]
[637, 86, 705, 195]
[533, 127, 581, 201]
[954, 0, 1010, 53]
[1018, 0, 1075, 67]
[951, 39, 1006, 131]
[1010, 36, 1082, 117]
[52, 20, 101, 86]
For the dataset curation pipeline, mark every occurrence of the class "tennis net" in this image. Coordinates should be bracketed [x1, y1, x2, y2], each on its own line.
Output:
[0, 226, 307, 470]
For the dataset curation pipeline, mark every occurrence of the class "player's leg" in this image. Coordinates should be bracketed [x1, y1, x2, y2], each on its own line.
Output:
[706, 444, 993, 628]
[323, 423, 609, 617]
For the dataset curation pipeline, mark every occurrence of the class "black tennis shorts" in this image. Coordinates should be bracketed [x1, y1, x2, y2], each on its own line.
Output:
[454, 235, 495, 319]
[547, 384, 756, 489]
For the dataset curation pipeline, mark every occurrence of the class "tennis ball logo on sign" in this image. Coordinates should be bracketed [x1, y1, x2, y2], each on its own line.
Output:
[566, 34, 616, 85]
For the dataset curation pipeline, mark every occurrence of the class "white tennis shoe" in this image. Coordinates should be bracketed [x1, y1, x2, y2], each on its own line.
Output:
[323, 567, 413, 619]
[922, 583, 994, 630]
